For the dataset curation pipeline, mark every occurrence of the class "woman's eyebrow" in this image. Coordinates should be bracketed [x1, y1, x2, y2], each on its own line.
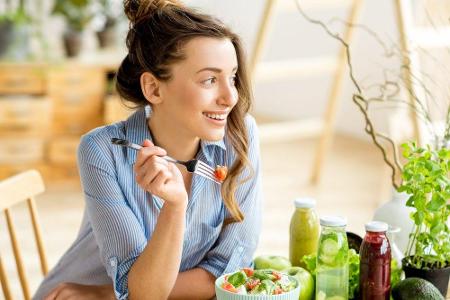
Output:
[196, 66, 238, 73]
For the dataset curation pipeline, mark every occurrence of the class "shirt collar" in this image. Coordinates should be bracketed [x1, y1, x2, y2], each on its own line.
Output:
[124, 105, 226, 164]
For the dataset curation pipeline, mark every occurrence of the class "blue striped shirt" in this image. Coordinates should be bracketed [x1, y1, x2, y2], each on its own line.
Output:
[34, 106, 262, 299]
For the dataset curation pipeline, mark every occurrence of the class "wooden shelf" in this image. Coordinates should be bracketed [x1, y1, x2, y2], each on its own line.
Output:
[0, 58, 125, 182]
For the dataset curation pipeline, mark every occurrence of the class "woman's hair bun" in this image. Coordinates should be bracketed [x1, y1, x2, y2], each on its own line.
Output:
[124, 0, 182, 24]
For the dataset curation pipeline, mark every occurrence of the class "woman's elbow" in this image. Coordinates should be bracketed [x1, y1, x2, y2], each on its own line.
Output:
[128, 273, 173, 300]
[129, 284, 172, 300]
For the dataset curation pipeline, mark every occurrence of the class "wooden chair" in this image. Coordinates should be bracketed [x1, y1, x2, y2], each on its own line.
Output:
[0, 170, 48, 300]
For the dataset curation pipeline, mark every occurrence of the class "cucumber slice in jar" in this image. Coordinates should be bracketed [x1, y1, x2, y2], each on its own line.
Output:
[321, 238, 339, 256]
[319, 254, 335, 265]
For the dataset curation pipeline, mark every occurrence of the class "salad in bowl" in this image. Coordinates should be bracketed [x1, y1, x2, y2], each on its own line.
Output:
[215, 268, 300, 300]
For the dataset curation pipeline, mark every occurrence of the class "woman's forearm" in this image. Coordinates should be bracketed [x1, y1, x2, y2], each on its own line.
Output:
[128, 201, 187, 300]
[169, 268, 216, 300]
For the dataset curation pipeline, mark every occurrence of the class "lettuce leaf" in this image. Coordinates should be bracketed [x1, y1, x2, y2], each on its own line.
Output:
[228, 271, 247, 288]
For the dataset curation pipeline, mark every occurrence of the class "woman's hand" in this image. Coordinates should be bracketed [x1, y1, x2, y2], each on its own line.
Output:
[44, 283, 114, 300]
[134, 139, 187, 206]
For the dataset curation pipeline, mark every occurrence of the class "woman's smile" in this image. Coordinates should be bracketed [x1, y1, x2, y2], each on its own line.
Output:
[202, 111, 229, 126]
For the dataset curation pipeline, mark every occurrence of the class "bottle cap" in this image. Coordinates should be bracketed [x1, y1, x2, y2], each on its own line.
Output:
[294, 197, 316, 208]
[365, 221, 388, 232]
[320, 215, 347, 227]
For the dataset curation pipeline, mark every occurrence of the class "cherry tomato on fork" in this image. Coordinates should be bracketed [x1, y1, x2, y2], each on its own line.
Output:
[214, 165, 228, 182]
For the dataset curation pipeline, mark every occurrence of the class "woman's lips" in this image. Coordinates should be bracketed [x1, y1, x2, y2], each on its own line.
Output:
[203, 113, 227, 126]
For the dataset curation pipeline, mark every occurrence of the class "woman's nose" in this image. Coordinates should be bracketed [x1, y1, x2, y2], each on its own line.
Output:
[217, 82, 237, 106]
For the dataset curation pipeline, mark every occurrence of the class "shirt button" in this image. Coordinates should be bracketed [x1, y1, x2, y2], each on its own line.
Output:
[237, 246, 244, 253]
[110, 259, 116, 267]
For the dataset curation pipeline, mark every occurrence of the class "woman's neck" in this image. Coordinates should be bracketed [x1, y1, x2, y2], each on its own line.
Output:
[148, 114, 200, 161]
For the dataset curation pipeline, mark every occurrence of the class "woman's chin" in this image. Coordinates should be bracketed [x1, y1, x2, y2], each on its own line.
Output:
[201, 129, 225, 141]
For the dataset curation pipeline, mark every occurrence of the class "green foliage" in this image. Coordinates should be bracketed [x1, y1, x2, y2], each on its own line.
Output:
[390, 259, 403, 289]
[347, 249, 360, 299]
[228, 271, 247, 288]
[52, 0, 94, 32]
[303, 253, 317, 277]
[0, 0, 31, 25]
[398, 142, 450, 269]
[0, 10, 30, 25]
[390, 259, 403, 300]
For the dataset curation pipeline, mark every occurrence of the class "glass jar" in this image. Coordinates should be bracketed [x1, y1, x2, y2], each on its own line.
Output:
[316, 216, 349, 300]
[359, 221, 391, 300]
[289, 197, 319, 268]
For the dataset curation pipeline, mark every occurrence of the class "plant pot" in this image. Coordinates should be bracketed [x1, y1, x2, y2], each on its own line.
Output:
[63, 30, 83, 57]
[0, 21, 14, 57]
[96, 25, 116, 48]
[402, 256, 450, 297]
[0, 22, 31, 60]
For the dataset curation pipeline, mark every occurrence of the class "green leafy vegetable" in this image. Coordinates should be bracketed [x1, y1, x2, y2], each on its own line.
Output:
[348, 249, 360, 299]
[390, 259, 403, 289]
[228, 271, 247, 288]
[398, 142, 450, 269]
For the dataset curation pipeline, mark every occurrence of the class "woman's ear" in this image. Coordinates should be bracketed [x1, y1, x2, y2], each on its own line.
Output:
[140, 72, 162, 104]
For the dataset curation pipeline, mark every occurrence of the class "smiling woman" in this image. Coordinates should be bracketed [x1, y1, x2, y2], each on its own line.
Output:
[33, 1, 262, 300]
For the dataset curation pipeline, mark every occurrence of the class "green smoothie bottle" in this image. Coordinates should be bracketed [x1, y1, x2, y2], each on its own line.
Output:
[289, 197, 320, 268]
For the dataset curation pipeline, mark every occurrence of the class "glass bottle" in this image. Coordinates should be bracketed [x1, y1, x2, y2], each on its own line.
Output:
[359, 221, 391, 300]
[316, 216, 349, 300]
[289, 197, 320, 268]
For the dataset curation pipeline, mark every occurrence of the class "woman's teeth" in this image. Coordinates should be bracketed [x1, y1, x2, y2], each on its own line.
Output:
[203, 113, 226, 120]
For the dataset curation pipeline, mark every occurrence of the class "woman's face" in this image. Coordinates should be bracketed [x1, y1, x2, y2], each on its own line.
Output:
[156, 37, 239, 141]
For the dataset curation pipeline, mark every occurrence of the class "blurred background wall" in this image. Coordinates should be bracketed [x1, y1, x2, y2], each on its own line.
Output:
[2, 0, 448, 140]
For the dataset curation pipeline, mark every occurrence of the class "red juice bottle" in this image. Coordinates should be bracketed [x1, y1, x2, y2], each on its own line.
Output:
[359, 221, 391, 300]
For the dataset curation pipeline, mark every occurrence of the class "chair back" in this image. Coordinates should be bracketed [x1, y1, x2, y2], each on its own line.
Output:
[0, 170, 48, 300]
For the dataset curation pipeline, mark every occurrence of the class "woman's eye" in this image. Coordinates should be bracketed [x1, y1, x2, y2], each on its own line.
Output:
[230, 75, 237, 85]
[203, 77, 217, 85]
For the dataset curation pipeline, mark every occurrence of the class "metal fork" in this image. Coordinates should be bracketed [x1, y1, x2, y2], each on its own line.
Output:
[111, 138, 220, 184]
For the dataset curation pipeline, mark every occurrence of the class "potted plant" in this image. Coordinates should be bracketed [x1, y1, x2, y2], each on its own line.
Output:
[52, 0, 94, 57]
[0, 0, 32, 60]
[396, 142, 450, 295]
[94, 0, 122, 48]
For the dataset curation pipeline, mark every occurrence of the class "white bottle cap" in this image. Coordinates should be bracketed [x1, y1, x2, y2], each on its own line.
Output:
[294, 197, 316, 208]
[320, 215, 347, 227]
[365, 221, 388, 232]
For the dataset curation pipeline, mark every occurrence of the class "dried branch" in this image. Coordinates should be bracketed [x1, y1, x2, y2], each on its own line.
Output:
[294, 0, 402, 187]
[294, 0, 450, 188]
[353, 93, 401, 188]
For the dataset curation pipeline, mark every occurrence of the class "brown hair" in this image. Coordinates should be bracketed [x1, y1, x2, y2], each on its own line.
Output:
[116, 0, 253, 223]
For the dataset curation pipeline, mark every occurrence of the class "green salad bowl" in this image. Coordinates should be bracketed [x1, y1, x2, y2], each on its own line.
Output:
[215, 272, 301, 300]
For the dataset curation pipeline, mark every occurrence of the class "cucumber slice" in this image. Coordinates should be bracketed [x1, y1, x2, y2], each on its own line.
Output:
[319, 254, 335, 265]
[321, 239, 339, 256]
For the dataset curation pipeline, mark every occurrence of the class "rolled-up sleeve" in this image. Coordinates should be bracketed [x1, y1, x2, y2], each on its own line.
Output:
[78, 134, 147, 299]
[198, 115, 263, 277]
